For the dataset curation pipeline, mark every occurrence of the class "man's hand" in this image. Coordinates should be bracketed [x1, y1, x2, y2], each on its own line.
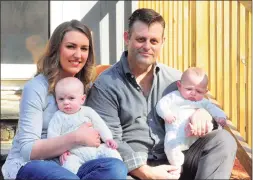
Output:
[186, 108, 213, 137]
[59, 151, 70, 165]
[129, 164, 181, 180]
[164, 114, 176, 124]
[214, 117, 227, 127]
[106, 139, 118, 149]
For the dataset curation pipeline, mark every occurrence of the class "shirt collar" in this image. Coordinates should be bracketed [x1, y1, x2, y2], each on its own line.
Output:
[120, 51, 161, 77]
[121, 51, 131, 76]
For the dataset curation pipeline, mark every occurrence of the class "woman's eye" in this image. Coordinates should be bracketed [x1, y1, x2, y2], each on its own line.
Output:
[66, 45, 74, 49]
[81, 47, 88, 51]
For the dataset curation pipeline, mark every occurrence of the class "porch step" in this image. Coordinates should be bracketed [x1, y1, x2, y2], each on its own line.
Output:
[1, 86, 22, 120]
[1, 87, 21, 160]
[231, 158, 250, 179]
[0, 121, 17, 160]
[1, 141, 13, 160]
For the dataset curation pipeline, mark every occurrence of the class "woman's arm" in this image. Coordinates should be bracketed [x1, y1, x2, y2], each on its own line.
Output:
[31, 123, 100, 160]
[31, 111, 101, 160]
[30, 131, 77, 160]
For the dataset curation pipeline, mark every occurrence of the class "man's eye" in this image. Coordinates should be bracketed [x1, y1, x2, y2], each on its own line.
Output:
[151, 39, 158, 44]
[137, 38, 145, 42]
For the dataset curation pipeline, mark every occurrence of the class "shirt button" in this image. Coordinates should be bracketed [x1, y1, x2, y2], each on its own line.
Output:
[137, 87, 140, 90]
[131, 75, 134, 78]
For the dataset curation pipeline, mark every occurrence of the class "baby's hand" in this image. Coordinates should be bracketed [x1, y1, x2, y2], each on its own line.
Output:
[106, 139, 118, 149]
[165, 114, 176, 124]
[170, 165, 182, 176]
[215, 117, 227, 127]
[60, 151, 70, 165]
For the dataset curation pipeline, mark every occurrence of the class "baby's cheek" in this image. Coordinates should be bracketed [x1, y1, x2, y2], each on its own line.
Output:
[196, 95, 204, 101]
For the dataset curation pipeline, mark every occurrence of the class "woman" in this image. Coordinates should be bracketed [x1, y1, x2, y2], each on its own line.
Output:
[2, 20, 127, 180]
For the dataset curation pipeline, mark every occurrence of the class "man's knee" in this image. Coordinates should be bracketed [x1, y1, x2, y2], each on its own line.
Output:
[213, 130, 237, 153]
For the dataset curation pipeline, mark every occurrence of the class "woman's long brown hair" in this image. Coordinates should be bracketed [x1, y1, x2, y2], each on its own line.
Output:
[36, 20, 95, 94]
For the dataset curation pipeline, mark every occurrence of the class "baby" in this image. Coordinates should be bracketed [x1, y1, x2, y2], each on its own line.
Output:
[47, 77, 121, 174]
[156, 67, 227, 171]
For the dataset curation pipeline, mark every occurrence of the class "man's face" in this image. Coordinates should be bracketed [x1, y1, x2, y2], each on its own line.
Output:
[124, 21, 165, 69]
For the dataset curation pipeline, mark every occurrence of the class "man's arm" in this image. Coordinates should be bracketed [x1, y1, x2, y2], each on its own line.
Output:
[84, 106, 113, 142]
[85, 83, 147, 171]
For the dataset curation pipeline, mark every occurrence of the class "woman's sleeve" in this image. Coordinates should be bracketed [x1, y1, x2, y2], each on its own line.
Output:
[18, 79, 46, 161]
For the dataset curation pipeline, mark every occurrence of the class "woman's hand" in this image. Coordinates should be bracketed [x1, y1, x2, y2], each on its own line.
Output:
[59, 151, 70, 165]
[73, 122, 101, 147]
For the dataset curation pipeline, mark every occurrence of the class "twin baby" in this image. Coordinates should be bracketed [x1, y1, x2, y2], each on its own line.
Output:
[156, 67, 227, 172]
[48, 67, 227, 175]
[47, 77, 121, 174]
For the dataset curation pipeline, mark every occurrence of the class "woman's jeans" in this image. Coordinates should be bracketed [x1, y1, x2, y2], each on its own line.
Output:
[16, 158, 127, 180]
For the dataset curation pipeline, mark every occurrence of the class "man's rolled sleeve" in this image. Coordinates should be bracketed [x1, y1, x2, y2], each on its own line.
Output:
[123, 152, 148, 172]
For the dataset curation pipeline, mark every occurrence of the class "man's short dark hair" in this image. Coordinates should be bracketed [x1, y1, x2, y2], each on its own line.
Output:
[128, 8, 165, 37]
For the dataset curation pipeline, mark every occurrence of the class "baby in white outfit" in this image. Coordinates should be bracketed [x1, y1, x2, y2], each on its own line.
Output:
[156, 67, 227, 171]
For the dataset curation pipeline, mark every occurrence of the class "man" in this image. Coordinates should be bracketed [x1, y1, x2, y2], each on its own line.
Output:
[86, 8, 237, 179]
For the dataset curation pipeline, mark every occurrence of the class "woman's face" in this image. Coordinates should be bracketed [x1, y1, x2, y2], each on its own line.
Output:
[59, 30, 90, 77]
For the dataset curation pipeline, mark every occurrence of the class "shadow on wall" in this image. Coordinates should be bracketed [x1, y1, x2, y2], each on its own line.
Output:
[80, 1, 133, 65]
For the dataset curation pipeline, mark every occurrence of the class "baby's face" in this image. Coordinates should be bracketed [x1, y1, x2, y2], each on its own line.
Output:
[178, 74, 208, 101]
[55, 88, 85, 114]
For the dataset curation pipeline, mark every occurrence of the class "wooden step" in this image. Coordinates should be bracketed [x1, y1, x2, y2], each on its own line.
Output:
[231, 158, 250, 179]
[1, 90, 21, 120]
[1, 88, 20, 161]
[0, 121, 17, 160]
[1, 141, 12, 160]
